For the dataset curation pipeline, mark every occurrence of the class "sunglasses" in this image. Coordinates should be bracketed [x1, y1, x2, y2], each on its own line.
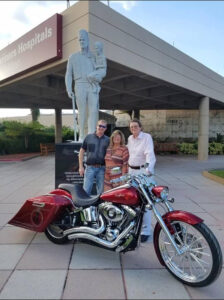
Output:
[98, 124, 107, 129]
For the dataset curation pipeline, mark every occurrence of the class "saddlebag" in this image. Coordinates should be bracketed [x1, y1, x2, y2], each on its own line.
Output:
[8, 194, 71, 232]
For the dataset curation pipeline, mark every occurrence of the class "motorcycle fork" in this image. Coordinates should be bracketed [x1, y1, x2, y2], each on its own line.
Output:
[134, 202, 145, 240]
[139, 184, 184, 255]
[122, 203, 145, 251]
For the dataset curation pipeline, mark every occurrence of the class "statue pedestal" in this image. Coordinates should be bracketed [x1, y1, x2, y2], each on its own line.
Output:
[55, 142, 97, 194]
[55, 142, 83, 188]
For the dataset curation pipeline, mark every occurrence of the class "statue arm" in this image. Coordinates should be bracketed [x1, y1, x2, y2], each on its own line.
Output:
[96, 56, 107, 69]
[65, 57, 74, 99]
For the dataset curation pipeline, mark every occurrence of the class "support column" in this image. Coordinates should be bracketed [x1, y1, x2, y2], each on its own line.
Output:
[198, 96, 209, 160]
[55, 108, 62, 143]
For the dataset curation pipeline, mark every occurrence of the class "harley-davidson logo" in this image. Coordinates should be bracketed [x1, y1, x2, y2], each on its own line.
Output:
[31, 210, 43, 226]
[116, 194, 124, 198]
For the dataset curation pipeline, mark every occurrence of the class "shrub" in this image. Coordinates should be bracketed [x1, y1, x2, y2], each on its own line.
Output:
[3, 121, 44, 149]
[177, 143, 198, 155]
[177, 142, 223, 155]
[0, 135, 26, 154]
[0, 121, 53, 154]
[62, 126, 75, 142]
[209, 142, 224, 155]
[0, 121, 76, 154]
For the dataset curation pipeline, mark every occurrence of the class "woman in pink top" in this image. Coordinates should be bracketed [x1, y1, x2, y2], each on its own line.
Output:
[104, 130, 129, 192]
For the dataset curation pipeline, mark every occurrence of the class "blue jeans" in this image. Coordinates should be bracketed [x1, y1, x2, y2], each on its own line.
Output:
[83, 166, 105, 195]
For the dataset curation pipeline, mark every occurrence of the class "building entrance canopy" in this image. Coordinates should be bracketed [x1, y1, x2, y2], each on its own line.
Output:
[0, 0, 224, 111]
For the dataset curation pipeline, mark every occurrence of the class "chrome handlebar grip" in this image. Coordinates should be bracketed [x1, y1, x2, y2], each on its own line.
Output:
[110, 174, 130, 184]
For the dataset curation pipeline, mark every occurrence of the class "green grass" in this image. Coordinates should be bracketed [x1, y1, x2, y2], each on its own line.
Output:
[209, 170, 224, 178]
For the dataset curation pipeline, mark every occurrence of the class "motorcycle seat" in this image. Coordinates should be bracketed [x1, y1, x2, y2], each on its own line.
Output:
[58, 184, 100, 208]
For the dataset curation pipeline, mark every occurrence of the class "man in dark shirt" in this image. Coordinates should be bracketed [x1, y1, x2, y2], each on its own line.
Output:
[78, 119, 109, 195]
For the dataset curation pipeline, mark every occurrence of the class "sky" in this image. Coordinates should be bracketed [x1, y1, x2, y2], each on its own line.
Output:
[0, 0, 224, 118]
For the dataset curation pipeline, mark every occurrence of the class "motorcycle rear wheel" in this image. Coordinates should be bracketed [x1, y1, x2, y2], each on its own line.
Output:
[45, 223, 69, 244]
[45, 209, 72, 244]
[156, 221, 223, 287]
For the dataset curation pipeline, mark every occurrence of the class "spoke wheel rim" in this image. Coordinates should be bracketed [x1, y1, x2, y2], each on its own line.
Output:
[159, 221, 213, 283]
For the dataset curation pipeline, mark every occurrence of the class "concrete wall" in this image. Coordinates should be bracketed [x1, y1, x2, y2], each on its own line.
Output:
[1, 109, 223, 142]
[115, 110, 224, 141]
[0, 114, 74, 128]
[0, 111, 116, 128]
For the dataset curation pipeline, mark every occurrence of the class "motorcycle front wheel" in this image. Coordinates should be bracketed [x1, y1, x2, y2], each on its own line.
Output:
[156, 221, 223, 287]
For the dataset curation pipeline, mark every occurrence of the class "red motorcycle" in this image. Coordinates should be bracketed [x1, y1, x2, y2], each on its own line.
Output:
[9, 173, 222, 287]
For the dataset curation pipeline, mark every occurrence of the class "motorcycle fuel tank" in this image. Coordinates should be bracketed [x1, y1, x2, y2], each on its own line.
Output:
[8, 193, 71, 232]
[101, 187, 140, 206]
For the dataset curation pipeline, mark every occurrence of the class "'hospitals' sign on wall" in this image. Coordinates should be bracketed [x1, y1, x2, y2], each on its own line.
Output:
[0, 14, 62, 83]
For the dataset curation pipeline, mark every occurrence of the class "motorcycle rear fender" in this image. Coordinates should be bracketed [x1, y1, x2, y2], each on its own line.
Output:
[8, 192, 72, 232]
[153, 210, 203, 266]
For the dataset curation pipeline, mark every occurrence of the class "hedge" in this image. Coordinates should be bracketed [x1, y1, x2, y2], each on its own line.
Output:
[0, 121, 74, 155]
[177, 142, 224, 155]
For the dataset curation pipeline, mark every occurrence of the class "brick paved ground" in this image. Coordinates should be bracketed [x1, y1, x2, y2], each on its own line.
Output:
[0, 153, 40, 162]
[0, 154, 223, 299]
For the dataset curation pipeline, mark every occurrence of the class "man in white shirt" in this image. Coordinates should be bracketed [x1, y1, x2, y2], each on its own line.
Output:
[127, 119, 156, 242]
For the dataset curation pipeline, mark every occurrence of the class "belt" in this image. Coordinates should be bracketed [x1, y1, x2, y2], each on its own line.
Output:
[87, 164, 105, 168]
[128, 164, 145, 170]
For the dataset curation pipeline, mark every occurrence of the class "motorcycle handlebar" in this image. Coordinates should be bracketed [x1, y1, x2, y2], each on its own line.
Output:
[110, 174, 130, 184]
[110, 173, 156, 186]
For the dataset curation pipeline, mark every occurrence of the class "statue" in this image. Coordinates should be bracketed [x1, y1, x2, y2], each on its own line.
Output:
[65, 29, 107, 141]
[87, 41, 107, 94]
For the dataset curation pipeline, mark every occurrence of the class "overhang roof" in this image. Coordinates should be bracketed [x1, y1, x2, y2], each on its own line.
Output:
[0, 1, 224, 110]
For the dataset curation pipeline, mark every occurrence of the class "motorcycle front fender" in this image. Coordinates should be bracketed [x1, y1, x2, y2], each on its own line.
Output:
[153, 210, 203, 266]
[8, 191, 72, 232]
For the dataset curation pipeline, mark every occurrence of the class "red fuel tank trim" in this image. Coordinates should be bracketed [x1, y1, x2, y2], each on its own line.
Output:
[101, 187, 140, 206]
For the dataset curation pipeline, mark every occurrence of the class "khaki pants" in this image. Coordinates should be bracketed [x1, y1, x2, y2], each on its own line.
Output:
[128, 167, 152, 236]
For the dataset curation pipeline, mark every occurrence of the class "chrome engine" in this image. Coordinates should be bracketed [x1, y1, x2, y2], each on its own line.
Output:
[82, 206, 98, 222]
[98, 202, 124, 222]
[63, 203, 137, 251]
[98, 202, 137, 242]
[66, 203, 137, 245]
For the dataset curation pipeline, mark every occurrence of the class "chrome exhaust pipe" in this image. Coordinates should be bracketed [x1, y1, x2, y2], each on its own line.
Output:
[63, 215, 105, 236]
[67, 221, 135, 249]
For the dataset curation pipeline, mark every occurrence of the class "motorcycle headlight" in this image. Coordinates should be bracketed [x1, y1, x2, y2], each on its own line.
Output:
[160, 187, 169, 200]
[152, 186, 169, 200]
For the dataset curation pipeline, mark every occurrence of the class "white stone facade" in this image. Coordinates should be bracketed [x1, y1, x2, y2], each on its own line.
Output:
[115, 110, 224, 141]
